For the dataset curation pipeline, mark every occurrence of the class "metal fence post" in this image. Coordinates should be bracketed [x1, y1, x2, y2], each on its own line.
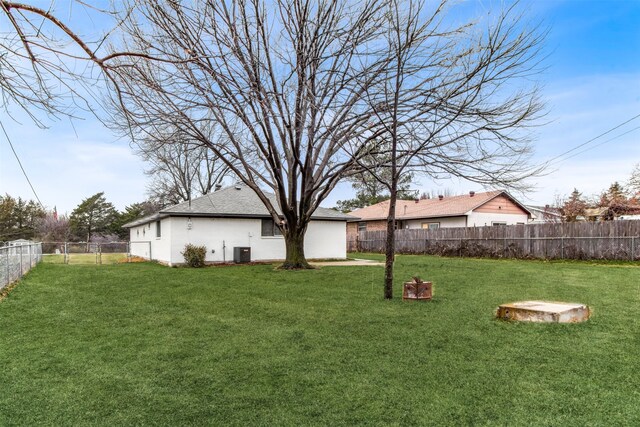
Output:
[4, 250, 9, 286]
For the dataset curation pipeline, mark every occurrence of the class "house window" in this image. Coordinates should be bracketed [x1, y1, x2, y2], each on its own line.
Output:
[358, 222, 367, 232]
[261, 219, 283, 237]
[156, 221, 161, 238]
[421, 222, 440, 230]
[492, 222, 507, 226]
[395, 220, 405, 230]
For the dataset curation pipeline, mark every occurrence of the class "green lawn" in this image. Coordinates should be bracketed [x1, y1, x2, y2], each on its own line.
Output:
[1, 254, 639, 425]
[43, 253, 129, 264]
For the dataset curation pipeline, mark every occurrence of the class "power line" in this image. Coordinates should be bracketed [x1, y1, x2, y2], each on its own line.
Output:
[543, 112, 640, 166]
[547, 125, 640, 168]
[0, 121, 45, 209]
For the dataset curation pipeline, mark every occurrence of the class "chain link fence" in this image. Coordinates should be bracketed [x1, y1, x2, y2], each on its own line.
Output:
[1, 242, 43, 289]
[42, 242, 131, 264]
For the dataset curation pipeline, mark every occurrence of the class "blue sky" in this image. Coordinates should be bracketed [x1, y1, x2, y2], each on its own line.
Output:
[1, 0, 639, 213]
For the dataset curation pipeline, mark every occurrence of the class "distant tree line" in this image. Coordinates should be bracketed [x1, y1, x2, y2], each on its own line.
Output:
[559, 164, 640, 222]
[0, 192, 159, 243]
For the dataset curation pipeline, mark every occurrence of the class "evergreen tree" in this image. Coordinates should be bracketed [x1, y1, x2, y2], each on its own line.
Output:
[110, 201, 161, 240]
[0, 194, 45, 241]
[69, 192, 118, 242]
[335, 168, 415, 213]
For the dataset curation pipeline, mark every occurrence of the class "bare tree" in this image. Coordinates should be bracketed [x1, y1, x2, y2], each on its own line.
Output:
[0, 1, 123, 124]
[105, 0, 544, 271]
[357, 0, 545, 298]
[136, 126, 232, 206]
[36, 212, 71, 242]
[3, 0, 546, 278]
[628, 163, 640, 199]
[107, 0, 394, 268]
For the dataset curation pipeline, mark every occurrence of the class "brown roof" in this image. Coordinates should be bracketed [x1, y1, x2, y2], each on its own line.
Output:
[349, 190, 526, 221]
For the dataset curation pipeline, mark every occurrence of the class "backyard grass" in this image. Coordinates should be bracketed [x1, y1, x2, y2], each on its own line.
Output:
[1, 254, 639, 425]
[42, 253, 130, 265]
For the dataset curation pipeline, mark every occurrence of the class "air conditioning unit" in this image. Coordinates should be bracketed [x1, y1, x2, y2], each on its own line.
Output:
[233, 247, 251, 263]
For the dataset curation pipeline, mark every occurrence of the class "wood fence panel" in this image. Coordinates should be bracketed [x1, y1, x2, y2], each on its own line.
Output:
[353, 220, 640, 260]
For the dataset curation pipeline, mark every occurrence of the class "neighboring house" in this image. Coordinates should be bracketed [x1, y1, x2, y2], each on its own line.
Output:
[124, 184, 351, 266]
[6, 239, 32, 246]
[581, 207, 609, 222]
[579, 205, 640, 222]
[526, 205, 562, 224]
[347, 190, 531, 241]
[618, 214, 640, 220]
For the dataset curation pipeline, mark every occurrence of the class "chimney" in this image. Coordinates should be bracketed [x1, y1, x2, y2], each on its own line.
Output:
[469, 191, 475, 197]
[438, 195, 444, 201]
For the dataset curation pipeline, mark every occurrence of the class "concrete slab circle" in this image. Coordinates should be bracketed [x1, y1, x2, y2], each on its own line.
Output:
[497, 300, 590, 323]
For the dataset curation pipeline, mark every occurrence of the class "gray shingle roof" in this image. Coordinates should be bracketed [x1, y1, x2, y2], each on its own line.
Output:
[123, 184, 354, 228]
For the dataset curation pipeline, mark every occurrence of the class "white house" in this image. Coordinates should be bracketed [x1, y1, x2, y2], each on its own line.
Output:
[525, 205, 562, 224]
[347, 190, 532, 240]
[124, 184, 351, 265]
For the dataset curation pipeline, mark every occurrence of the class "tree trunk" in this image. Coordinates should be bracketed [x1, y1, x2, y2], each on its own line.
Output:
[384, 56, 401, 300]
[280, 227, 312, 269]
[384, 181, 397, 299]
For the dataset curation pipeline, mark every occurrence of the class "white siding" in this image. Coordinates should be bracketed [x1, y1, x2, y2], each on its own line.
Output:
[304, 220, 347, 259]
[131, 216, 346, 265]
[402, 213, 528, 229]
[129, 218, 172, 262]
[404, 216, 467, 229]
[466, 212, 528, 227]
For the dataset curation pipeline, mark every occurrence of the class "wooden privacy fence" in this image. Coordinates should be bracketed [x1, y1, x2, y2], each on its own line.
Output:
[349, 220, 640, 260]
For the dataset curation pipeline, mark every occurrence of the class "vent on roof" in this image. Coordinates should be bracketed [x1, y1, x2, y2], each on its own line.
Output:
[469, 191, 475, 197]
[438, 195, 444, 200]
[215, 183, 222, 191]
[235, 184, 241, 190]
[414, 199, 419, 204]
[404, 205, 407, 215]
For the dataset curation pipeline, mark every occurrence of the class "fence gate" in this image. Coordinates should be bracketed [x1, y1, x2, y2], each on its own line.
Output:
[41, 242, 131, 265]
